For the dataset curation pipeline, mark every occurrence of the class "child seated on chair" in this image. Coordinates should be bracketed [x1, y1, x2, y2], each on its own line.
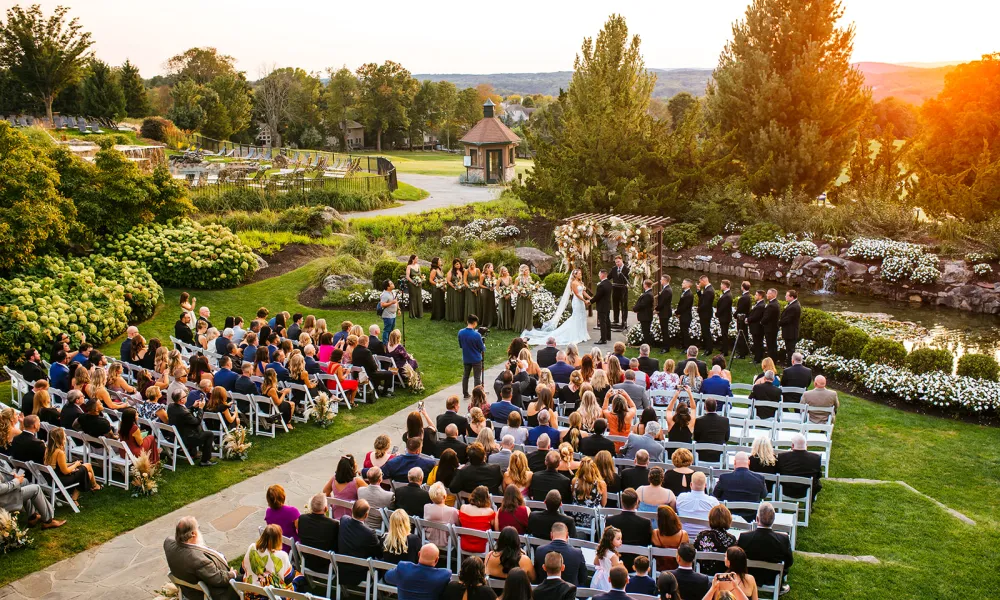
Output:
[625, 556, 658, 596]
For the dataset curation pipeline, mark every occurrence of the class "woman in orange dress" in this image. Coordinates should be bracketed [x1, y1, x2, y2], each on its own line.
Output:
[601, 389, 636, 453]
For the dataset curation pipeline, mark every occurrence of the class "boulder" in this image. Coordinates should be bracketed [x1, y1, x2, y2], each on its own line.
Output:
[253, 253, 268, 270]
[939, 260, 972, 285]
[817, 243, 836, 257]
[724, 235, 741, 247]
[844, 260, 869, 278]
[319, 206, 345, 226]
[514, 247, 555, 275]
[322, 273, 369, 292]
[395, 255, 432, 269]
[790, 254, 814, 273]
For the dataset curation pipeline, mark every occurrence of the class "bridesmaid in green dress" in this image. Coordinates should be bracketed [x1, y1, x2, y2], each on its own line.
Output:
[478, 263, 497, 328]
[512, 264, 535, 332]
[496, 266, 514, 330]
[404, 254, 424, 319]
[445, 259, 464, 321]
[464, 259, 481, 322]
[429, 257, 446, 321]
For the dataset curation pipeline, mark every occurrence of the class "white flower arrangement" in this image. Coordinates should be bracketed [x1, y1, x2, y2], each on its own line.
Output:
[440, 235, 457, 246]
[751, 240, 819, 262]
[973, 263, 993, 275]
[310, 393, 336, 428]
[222, 426, 252, 460]
[0, 508, 31, 553]
[966, 252, 995, 264]
[845, 237, 940, 284]
[130, 450, 162, 496]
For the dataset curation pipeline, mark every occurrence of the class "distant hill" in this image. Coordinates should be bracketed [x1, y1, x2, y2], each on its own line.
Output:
[416, 62, 954, 105]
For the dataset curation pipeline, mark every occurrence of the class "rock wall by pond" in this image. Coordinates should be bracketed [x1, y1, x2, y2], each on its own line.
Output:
[663, 250, 1000, 315]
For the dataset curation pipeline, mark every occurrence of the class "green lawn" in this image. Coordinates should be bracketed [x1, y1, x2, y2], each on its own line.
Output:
[358, 150, 534, 178]
[392, 181, 431, 201]
[1, 267, 998, 596]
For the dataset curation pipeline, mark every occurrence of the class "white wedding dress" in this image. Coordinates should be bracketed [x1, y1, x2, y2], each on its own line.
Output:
[522, 280, 591, 346]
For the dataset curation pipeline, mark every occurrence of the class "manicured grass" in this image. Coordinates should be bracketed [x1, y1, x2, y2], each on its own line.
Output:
[0, 258, 511, 586]
[392, 181, 431, 202]
[358, 150, 534, 178]
[237, 231, 342, 256]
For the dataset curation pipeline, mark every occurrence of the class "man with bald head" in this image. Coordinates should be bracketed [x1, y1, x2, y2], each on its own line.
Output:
[384, 543, 452, 600]
[548, 350, 575, 383]
[802, 375, 839, 423]
[338, 499, 382, 585]
[435, 423, 468, 462]
[712, 451, 768, 520]
[120, 326, 138, 364]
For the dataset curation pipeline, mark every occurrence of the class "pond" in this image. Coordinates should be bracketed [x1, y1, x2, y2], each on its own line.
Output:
[661, 267, 1000, 364]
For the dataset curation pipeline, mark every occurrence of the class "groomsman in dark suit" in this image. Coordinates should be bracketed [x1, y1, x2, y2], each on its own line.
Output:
[610, 256, 631, 329]
[696, 276, 715, 356]
[656, 274, 673, 353]
[675, 279, 694, 349]
[592, 270, 613, 344]
[716, 280, 733, 358]
[632, 279, 655, 347]
[779, 289, 802, 365]
[734, 281, 753, 358]
[762, 288, 781, 361]
[747, 290, 766, 363]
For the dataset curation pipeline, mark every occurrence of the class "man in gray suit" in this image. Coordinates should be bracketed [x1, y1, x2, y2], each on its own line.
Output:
[489, 435, 515, 470]
[620, 421, 665, 462]
[613, 370, 650, 411]
[163, 516, 239, 600]
[0, 461, 65, 529]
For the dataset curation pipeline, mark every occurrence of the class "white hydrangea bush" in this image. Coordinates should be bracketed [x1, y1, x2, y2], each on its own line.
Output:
[447, 218, 520, 243]
[751, 240, 819, 262]
[96, 219, 257, 289]
[845, 237, 940, 284]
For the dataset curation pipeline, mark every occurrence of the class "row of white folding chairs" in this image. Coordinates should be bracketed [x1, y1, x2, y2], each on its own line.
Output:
[1, 455, 82, 514]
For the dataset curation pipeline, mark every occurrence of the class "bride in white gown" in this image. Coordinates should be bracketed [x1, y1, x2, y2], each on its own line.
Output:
[522, 269, 592, 346]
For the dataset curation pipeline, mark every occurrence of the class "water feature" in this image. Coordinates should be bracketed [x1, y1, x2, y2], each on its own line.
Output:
[662, 266, 1000, 364]
[814, 265, 838, 295]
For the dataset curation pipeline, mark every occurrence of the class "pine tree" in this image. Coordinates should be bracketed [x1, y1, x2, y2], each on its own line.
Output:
[81, 60, 125, 125]
[522, 15, 658, 215]
[707, 0, 869, 197]
[119, 59, 150, 118]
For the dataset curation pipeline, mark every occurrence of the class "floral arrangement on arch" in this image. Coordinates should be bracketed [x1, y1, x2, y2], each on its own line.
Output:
[553, 216, 652, 284]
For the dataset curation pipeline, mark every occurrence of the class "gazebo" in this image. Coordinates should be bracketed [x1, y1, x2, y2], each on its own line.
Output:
[459, 99, 520, 184]
[556, 213, 674, 287]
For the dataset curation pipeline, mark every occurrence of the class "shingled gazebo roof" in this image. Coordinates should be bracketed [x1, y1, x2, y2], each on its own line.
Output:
[459, 117, 521, 146]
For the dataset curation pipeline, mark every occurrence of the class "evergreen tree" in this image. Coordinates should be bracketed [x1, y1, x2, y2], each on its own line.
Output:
[81, 60, 125, 125]
[666, 92, 696, 128]
[522, 15, 658, 215]
[119, 59, 150, 118]
[706, 0, 869, 196]
[203, 71, 252, 140]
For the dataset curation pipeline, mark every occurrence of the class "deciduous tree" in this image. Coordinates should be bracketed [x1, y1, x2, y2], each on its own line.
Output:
[324, 66, 358, 151]
[356, 61, 418, 151]
[166, 47, 236, 85]
[255, 66, 293, 148]
[706, 0, 869, 196]
[203, 71, 252, 140]
[0, 5, 93, 123]
[666, 92, 696, 128]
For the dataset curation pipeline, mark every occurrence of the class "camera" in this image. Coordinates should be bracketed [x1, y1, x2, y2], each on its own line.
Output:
[477, 326, 490, 338]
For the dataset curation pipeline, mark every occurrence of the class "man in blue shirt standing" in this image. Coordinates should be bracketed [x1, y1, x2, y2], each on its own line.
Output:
[458, 314, 485, 399]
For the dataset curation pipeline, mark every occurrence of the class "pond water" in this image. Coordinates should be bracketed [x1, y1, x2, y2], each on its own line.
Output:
[661, 267, 1000, 363]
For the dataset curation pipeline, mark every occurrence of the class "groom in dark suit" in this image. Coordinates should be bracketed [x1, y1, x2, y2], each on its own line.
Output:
[632, 279, 655, 347]
[610, 255, 630, 329]
[656, 274, 673, 353]
[591, 270, 613, 344]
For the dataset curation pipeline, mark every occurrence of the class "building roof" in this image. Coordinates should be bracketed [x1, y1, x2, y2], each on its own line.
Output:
[341, 120, 363, 129]
[460, 117, 521, 146]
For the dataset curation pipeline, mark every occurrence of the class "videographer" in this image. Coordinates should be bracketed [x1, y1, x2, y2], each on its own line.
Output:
[458, 314, 486, 400]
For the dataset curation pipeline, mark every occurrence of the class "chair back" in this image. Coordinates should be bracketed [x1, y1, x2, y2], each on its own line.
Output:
[229, 579, 270, 600]
[168, 573, 212, 599]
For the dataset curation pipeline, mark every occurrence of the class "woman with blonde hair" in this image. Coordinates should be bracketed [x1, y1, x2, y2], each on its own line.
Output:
[0, 407, 21, 449]
[649, 359, 680, 400]
[349, 324, 364, 339]
[517, 348, 541, 378]
[590, 369, 611, 404]
[476, 427, 500, 456]
[606, 356, 624, 386]
[571, 457, 607, 527]
[594, 450, 621, 498]
[681, 360, 703, 392]
[45, 427, 100, 503]
[344, 334, 359, 364]
[561, 411, 587, 451]
[664, 448, 695, 495]
[749, 435, 778, 493]
[589, 347, 605, 370]
[468, 407, 487, 437]
[241, 524, 303, 591]
[556, 442, 580, 476]
[262, 368, 295, 429]
[755, 357, 780, 386]
[565, 343, 580, 367]
[364, 434, 394, 469]
[314, 318, 328, 338]
[537, 368, 556, 397]
[503, 450, 532, 496]
[106, 362, 140, 402]
[286, 354, 317, 404]
[423, 482, 460, 547]
[87, 367, 127, 410]
[559, 370, 584, 410]
[32, 388, 61, 425]
[577, 390, 603, 431]
[383, 509, 421, 564]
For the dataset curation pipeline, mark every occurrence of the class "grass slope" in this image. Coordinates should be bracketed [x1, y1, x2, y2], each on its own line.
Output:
[1, 269, 997, 597]
[392, 181, 431, 201]
[359, 150, 534, 178]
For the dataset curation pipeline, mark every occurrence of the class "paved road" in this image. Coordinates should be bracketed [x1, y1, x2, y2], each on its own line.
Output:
[346, 173, 500, 219]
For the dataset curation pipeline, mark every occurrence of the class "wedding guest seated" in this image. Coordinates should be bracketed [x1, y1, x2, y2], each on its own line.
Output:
[324, 349, 358, 407]
[436, 424, 468, 462]
[384, 543, 453, 600]
[674, 346, 708, 378]
[605, 488, 652, 570]
[668, 543, 711, 600]
[536, 338, 558, 369]
[424, 482, 460, 548]
[637, 466, 675, 512]
[119, 407, 160, 463]
[10, 415, 45, 463]
[163, 517, 238, 600]
[754, 358, 781, 387]
[241, 524, 305, 593]
[167, 389, 216, 467]
[502, 451, 533, 497]
[580, 418, 616, 457]
[443, 556, 498, 600]
[186, 379, 213, 411]
[261, 369, 295, 430]
[620, 449, 650, 490]
[529, 450, 571, 502]
[532, 522, 587, 585]
[457, 486, 495, 553]
[526, 433, 550, 473]
[59, 390, 85, 429]
[628, 359, 649, 389]
[302, 344, 322, 375]
[20, 378, 45, 419]
[213, 356, 238, 391]
[493, 484, 530, 534]
[393, 466, 432, 516]
[485, 526, 535, 580]
[31, 386, 61, 427]
[651, 505, 688, 572]
[528, 410, 560, 446]
[780, 353, 812, 401]
[264, 484, 300, 547]
[693, 397, 730, 462]
[494, 366, 529, 410]
[500, 412, 528, 446]
[298, 494, 339, 570]
[48, 350, 72, 393]
[621, 420, 664, 462]
[664, 448, 695, 496]
[78, 399, 117, 439]
[450, 442, 503, 495]
[44, 427, 100, 504]
[711, 355, 733, 382]
[613, 370, 650, 411]
[701, 365, 733, 397]
[357, 467, 394, 529]
[737, 502, 793, 593]
[548, 352, 576, 384]
[338, 500, 383, 585]
[386, 329, 417, 373]
[428, 449, 459, 502]
[649, 359, 679, 399]
[693, 504, 738, 576]
[527, 386, 555, 427]
[437, 395, 469, 436]
[490, 385, 518, 424]
[383, 509, 422, 564]
[750, 370, 781, 418]
[776, 433, 822, 500]
[19, 347, 48, 386]
[234, 362, 260, 396]
[527, 489, 577, 540]
[324, 455, 368, 519]
[801, 375, 839, 423]
[489, 435, 515, 468]
[675, 472, 719, 537]
[713, 452, 768, 520]
[353, 335, 394, 397]
[625, 556, 657, 596]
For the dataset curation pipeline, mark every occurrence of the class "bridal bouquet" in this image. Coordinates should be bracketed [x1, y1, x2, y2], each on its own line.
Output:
[496, 283, 513, 299]
[433, 277, 447, 290]
[483, 276, 497, 289]
[518, 281, 540, 297]
[453, 280, 466, 291]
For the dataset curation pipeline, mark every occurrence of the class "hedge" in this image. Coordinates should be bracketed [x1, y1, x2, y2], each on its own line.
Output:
[372, 260, 406, 290]
[860, 337, 908, 367]
[543, 272, 570, 297]
[738, 223, 783, 254]
[830, 327, 870, 360]
[812, 315, 849, 347]
[956, 353, 1000, 381]
[905, 347, 955, 374]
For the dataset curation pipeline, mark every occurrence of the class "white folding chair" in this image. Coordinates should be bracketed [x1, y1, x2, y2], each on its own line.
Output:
[776, 474, 814, 527]
[169, 573, 212, 599]
[152, 422, 195, 470]
[315, 374, 351, 411]
[29, 461, 80, 513]
[296, 544, 335, 599]
[102, 437, 135, 490]
[330, 553, 373, 600]
[230, 579, 271, 600]
[252, 394, 288, 438]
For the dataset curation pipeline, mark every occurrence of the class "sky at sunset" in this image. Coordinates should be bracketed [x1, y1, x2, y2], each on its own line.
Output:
[9, 0, 997, 76]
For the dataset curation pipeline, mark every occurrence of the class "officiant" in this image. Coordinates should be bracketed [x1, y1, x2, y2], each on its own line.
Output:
[610, 255, 630, 330]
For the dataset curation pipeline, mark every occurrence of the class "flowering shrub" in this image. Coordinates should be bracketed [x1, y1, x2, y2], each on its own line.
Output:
[973, 263, 993, 275]
[0, 255, 162, 366]
[750, 240, 819, 262]
[346, 287, 431, 307]
[845, 237, 940, 284]
[707, 235, 723, 248]
[625, 311, 731, 346]
[96, 219, 257, 289]
[804, 346, 1000, 413]
[447, 218, 519, 243]
[966, 252, 995, 263]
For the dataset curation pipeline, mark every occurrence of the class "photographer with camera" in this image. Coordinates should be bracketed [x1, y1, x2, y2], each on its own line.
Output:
[458, 314, 486, 400]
